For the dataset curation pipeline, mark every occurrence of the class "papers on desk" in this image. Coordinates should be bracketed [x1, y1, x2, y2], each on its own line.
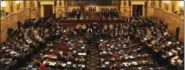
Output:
[168, 52, 173, 56]
[144, 38, 147, 41]
[65, 38, 69, 40]
[43, 61, 56, 66]
[73, 50, 77, 54]
[69, 47, 73, 50]
[59, 51, 63, 55]
[122, 63, 128, 67]
[73, 64, 77, 67]
[68, 42, 71, 44]
[101, 64, 106, 68]
[26, 39, 32, 44]
[10, 51, 17, 54]
[105, 61, 109, 65]
[177, 47, 182, 51]
[78, 64, 85, 68]
[78, 53, 86, 56]
[171, 49, 177, 54]
[49, 62, 56, 66]
[61, 63, 66, 67]
[162, 55, 167, 58]
[63, 30, 67, 33]
[164, 32, 168, 35]
[79, 40, 83, 43]
[67, 61, 72, 65]
[107, 44, 110, 47]
[2, 47, 7, 50]
[177, 59, 183, 64]
[100, 39, 103, 42]
[167, 41, 172, 46]
[102, 51, 107, 54]
[132, 61, 138, 65]
[81, 46, 85, 49]
[118, 44, 121, 47]
[44, 54, 57, 59]
[28, 64, 33, 68]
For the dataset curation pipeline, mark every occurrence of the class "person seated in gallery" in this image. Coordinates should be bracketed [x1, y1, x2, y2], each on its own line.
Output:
[103, 9, 110, 19]
[76, 9, 81, 19]
[71, 9, 77, 18]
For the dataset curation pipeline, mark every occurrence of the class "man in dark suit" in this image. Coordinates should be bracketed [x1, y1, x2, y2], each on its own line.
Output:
[176, 26, 180, 40]
[17, 20, 22, 30]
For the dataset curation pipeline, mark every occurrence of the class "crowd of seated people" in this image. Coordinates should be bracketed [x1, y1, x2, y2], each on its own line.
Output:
[23, 37, 87, 70]
[0, 16, 183, 70]
[139, 17, 184, 69]
[62, 17, 183, 70]
[0, 18, 65, 70]
[99, 8, 119, 19]
[97, 39, 159, 70]
[67, 8, 119, 20]
[68, 8, 82, 19]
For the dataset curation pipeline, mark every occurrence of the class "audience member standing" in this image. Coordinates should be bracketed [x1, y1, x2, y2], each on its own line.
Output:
[17, 20, 22, 30]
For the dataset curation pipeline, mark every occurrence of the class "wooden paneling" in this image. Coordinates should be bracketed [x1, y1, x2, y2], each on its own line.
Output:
[153, 8, 184, 42]
[1, 8, 39, 43]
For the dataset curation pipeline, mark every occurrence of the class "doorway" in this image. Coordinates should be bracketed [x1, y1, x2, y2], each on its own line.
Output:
[132, 5, 143, 17]
[43, 5, 53, 18]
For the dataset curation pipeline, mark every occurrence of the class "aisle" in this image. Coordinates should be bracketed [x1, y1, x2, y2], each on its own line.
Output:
[86, 43, 100, 70]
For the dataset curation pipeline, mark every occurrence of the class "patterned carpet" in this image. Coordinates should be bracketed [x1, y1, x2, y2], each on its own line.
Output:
[86, 43, 100, 70]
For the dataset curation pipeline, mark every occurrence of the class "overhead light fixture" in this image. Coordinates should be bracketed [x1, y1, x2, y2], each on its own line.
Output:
[179, 1, 184, 8]
[1, 1, 6, 7]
